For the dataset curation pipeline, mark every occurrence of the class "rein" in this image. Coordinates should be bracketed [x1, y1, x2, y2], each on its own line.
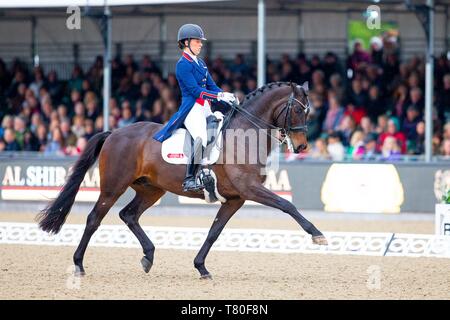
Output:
[220, 89, 310, 151]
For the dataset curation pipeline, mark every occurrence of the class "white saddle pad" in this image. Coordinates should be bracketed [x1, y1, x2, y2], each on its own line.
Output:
[161, 111, 224, 165]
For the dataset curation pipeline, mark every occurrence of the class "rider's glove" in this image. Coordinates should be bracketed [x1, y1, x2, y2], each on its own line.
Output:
[217, 92, 236, 105]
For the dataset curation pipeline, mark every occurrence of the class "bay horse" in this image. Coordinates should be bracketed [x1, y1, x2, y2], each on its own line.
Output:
[37, 81, 328, 279]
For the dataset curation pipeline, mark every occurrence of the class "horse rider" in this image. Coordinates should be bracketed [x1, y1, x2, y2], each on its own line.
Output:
[153, 23, 237, 192]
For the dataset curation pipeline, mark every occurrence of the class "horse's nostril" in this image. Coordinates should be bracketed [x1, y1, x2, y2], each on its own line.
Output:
[294, 144, 307, 153]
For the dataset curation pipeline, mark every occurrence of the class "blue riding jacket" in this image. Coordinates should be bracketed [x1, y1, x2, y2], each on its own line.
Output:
[153, 52, 222, 142]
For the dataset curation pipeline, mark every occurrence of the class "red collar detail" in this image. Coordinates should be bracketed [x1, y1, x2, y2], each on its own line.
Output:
[182, 52, 193, 62]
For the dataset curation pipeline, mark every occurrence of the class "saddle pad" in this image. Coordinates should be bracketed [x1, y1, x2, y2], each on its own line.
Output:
[161, 111, 224, 165]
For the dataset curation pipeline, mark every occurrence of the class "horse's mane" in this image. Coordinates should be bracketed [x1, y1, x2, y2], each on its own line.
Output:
[242, 81, 292, 107]
[221, 81, 294, 130]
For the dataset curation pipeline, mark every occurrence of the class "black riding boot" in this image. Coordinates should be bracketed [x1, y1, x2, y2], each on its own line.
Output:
[182, 138, 204, 192]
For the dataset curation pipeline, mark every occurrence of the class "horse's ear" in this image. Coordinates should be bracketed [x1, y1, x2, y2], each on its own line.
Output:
[302, 81, 309, 92]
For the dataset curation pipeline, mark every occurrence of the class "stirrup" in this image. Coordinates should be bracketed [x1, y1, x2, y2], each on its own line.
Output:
[182, 178, 204, 192]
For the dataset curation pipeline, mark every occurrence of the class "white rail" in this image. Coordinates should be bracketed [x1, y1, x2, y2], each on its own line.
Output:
[1, 222, 450, 258]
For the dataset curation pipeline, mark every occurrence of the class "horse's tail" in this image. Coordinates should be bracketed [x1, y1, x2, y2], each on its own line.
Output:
[37, 131, 112, 234]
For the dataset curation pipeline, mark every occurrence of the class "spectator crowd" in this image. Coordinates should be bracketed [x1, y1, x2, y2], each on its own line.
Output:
[1, 36, 450, 160]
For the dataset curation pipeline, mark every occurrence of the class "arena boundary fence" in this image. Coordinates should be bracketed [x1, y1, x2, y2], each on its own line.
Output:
[1, 222, 449, 259]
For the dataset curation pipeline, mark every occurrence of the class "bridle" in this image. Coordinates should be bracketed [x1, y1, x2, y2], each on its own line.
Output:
[223, 86, 310, 151]
[274, 90, 310, 135]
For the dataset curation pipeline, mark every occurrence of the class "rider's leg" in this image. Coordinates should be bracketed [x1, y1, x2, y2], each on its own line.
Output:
[203, 101, 214, 118]
[183, 102, 209, 191]
[184, 102, 209, 148]
[182, 137, 196, 191]
[182, 140, 205, 192]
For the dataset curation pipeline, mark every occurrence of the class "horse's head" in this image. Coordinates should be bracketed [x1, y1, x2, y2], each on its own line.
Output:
[274, 82, 310, 153]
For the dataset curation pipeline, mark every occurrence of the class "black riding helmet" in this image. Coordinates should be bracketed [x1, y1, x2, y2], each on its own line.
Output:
[177, 24, 207, 55]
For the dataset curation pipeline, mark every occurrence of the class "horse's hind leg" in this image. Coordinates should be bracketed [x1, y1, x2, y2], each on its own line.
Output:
[119, 185, 166, 273]
[73, 191, 124, 276]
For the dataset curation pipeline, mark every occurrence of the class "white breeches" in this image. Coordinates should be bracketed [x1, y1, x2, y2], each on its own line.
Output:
[184, 100, 213, 148]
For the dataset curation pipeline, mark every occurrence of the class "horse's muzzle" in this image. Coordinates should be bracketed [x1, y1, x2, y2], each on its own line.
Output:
[294, 144, 307, 153]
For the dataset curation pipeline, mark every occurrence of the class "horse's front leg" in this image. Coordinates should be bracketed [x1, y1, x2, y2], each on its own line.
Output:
[194, 197, 245, 279]
[239, 183, 328, 245]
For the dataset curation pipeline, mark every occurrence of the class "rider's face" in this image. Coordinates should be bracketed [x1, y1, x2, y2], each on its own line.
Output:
[186, 39, 203, 55]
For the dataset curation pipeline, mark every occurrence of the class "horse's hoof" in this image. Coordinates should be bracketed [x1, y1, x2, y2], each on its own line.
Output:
[312, 235, 328, 245]
[200, 273, 213, 280]
[74, 266, 85, 277]
[141, 256, 153, 273]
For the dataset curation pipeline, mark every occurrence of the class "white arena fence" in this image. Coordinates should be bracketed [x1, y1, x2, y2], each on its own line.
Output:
[1, 222, 449, 259]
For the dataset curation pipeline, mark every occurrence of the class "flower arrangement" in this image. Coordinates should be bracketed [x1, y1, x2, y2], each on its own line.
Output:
[442, 189, 450, 204]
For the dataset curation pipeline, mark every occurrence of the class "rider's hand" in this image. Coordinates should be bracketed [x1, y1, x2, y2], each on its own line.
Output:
[217, 92, 236, 105]
[234, 94, 240, 105]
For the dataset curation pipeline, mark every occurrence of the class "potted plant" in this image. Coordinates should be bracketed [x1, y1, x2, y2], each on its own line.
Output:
[442, 189, 450, 204]
[435, 189, 450, 235]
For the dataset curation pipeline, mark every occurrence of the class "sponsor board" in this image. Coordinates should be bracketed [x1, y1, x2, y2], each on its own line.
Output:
[0, 164, 162, 204]
[321, 164, 404, 213]
[1, 185, 100, 202]
[1, 158, 449, 213]
[1, 165, 100, 201]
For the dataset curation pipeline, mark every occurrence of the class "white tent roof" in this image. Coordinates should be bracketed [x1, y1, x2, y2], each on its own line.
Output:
[0, 0, 230, 9]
